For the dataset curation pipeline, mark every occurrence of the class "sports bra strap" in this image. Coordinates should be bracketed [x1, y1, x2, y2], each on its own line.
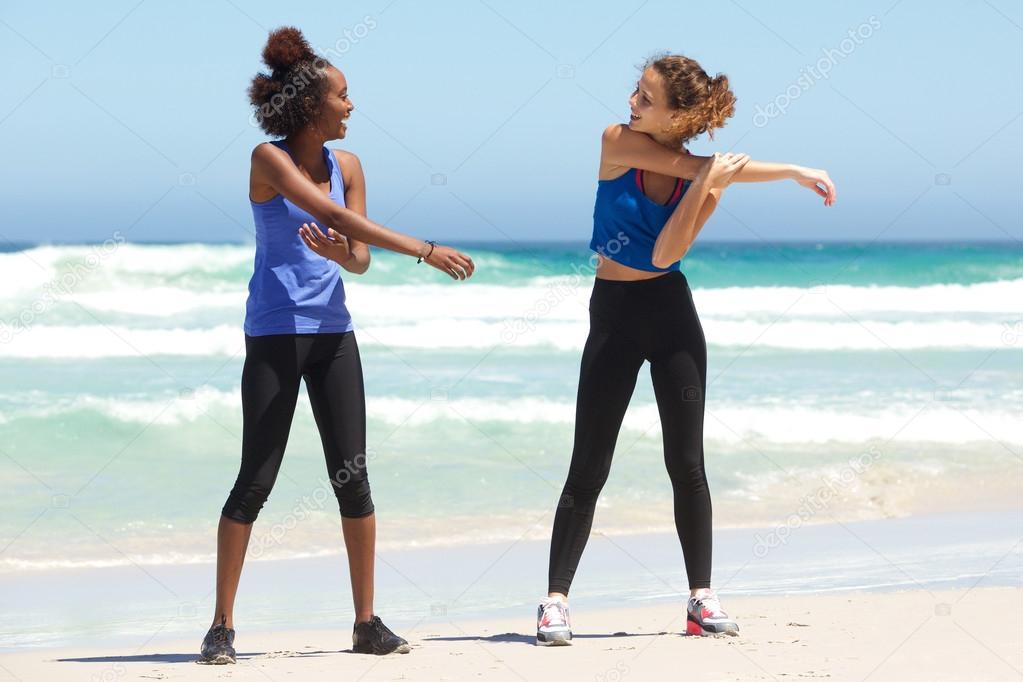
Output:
[635, 168, 684, 206]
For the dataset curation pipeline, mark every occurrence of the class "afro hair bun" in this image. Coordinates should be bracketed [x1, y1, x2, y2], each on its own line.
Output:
[261, 26, 316, 74]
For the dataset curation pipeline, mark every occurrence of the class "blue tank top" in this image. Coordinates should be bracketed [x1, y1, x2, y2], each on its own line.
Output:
[589, 168, 691, 272]
[244, 140, 354, 336]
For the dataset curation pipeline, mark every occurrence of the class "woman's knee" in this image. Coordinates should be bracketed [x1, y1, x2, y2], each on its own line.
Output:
[560, 469, 609, 511]
[665, 457, 710, 495]
[334, 474, 374, 518]
[221, 483, 272, 524]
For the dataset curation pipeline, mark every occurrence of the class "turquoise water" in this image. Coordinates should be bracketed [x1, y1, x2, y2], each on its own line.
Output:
[1, 241, 1022, 572]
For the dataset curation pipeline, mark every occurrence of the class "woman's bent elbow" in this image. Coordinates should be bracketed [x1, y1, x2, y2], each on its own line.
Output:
[651, 251, 674, 269]
[326, 205, 357, 236]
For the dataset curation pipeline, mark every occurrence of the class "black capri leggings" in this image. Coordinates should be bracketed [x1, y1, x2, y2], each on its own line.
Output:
[548, 270, 712, 594]
[221, 331, 374, 524]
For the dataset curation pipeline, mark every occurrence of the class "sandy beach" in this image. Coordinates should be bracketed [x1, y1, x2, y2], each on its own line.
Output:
[0, 586, 1018, 681]
[3, 511, 1022, 680]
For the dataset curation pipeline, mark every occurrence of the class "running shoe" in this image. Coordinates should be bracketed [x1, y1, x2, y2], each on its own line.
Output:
[686, 591, 739, 636]
[536, 597, 572, 646]
[352, 615, 411, 655]
[198, 615, 236, 664]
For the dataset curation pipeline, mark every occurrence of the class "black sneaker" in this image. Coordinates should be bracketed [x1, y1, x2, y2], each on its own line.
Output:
[352, 615, 410, 655]
[198, 615, 237, 664]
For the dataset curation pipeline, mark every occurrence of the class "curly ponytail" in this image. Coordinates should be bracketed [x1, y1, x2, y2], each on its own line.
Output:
[248, 26, 333, 137]
[645, 54, 737, 146]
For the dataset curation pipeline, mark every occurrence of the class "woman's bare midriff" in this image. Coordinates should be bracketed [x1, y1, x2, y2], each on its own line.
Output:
[594, 254, 672, 281]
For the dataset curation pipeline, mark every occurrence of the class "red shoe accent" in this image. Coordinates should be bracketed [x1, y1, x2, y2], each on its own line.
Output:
[686, 619, 705, 636]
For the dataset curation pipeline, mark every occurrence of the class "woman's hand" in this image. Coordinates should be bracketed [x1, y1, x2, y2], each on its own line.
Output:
[697, 152, 751, 189]
[425, 244, 475, 281]
[792, 166, 836, 206]
[299, 222, 352, 264]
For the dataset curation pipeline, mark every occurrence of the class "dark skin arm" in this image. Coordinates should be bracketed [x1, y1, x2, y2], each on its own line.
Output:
[299, 149, 370, 274]
[251, 142, 474, 279]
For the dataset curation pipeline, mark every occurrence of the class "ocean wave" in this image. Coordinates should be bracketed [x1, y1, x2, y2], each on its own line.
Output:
[334, 396, 1023, 445]
[3, 242, 1021, 353]
[2, 315, 1017, 357]
[71, 287, 246, 315]
[7, 275, 1023, 317]
[4, 476, 1021, 574]
[356, 317, 1016, 351]
[3, 241, 1023, 310]
[6, 389, 1020, 445]
[0, 243, 252, 279]
[522, 277, 1023, 315]
[0, 324, 245, 358]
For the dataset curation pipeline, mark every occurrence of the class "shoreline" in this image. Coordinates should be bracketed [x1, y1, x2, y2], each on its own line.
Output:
[4, 494, 1022, 575]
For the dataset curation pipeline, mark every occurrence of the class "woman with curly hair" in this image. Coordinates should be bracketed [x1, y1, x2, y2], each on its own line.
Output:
[199, 26, 475, 664]
[535, 54, 836, 646]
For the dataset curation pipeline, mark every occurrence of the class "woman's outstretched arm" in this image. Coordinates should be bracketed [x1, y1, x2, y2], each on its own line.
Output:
[601, 124, 836, 205]
[252, 142, 474, 279]
[730, 161, 836, 206]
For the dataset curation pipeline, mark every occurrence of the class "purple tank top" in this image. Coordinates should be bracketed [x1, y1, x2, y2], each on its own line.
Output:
[244, 140, 354, 336]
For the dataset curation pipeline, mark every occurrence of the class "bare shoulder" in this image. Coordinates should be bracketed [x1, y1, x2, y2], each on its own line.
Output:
[599, 124, 633, 180]
[603, 123, 655, 147]
[249, 142, 287, 202]
[250, 141, 288, 168]
[251, 140, 282, 157]
[330, 148, 363, 181]
[330, 148, 361, 168]
[601, 123, 629, 145]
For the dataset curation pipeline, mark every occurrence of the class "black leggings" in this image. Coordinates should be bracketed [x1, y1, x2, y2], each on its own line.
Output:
[548, 270, 712, 593]
[221, 332, 374, 524]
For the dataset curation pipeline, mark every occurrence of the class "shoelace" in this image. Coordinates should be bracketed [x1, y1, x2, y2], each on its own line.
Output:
[541, 601, 568, 626]
[693, 594, 726, 618]
[211, 615, 231, 645]
[369, 616, 392, 638]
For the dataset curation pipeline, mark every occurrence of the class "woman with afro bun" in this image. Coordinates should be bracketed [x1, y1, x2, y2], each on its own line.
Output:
[535, 54, 836, 646]
[200, 26, 474, 663]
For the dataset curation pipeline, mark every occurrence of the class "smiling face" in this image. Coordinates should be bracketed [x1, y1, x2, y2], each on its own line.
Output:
[316, 66, 355, 140]
[628, 67, 677, 138]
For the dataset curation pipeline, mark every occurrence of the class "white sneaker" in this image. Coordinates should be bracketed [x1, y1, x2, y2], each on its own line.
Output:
[536, 597, 572, 646]
[686, 591, 739, 636]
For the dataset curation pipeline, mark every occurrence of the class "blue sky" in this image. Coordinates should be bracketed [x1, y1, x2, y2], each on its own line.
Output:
[1, 0, 1021, 243]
